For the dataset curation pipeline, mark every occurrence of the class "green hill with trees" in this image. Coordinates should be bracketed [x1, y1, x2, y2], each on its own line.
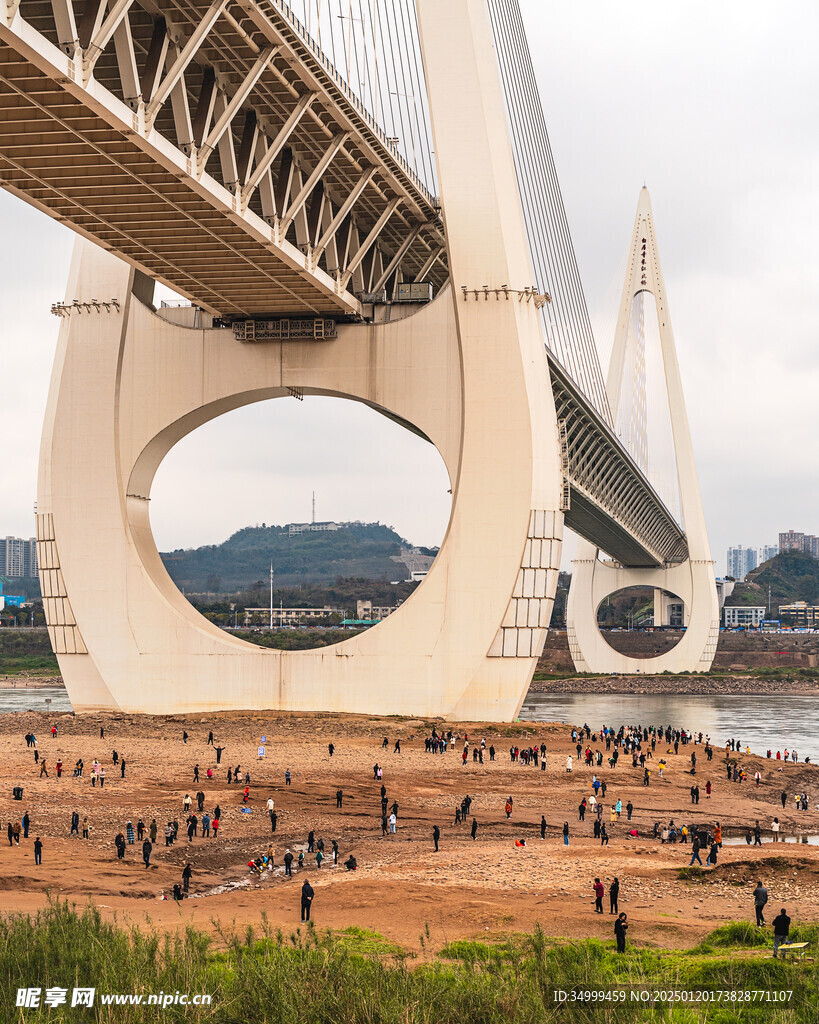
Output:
[160, 522, 435, 593]
[725, 551, 819, 609]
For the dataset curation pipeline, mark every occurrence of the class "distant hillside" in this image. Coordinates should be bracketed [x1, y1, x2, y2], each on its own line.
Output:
[160, 522, 434, 592]
[726, 551, 819, 610]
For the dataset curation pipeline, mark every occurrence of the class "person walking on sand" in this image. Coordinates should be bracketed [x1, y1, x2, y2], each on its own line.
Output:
[689, 835, 703, 866]
[540, 815, 547, 840]
[39, 759, 49, 778]
[143, 839, 152, 868]
[471, 817, 478, 841]
[753, 880, 768, 926]
[433, 825, 440, 852]
[505, 798, 513, 819]
[772, 818, 781, 842]
[301, 880, 314, 921]
[609, 877, 620, 914]
[566, 755, 573, 773]
[614, 913, 628, 954]
[593, 878, 604, 914]
[34, 836, 43, 865]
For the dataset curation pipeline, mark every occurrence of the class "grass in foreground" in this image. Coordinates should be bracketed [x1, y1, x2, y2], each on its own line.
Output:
[0, 901, 817, 1022]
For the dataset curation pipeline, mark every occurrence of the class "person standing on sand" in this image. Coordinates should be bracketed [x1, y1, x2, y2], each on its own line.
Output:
[285, 769, 291, 786]
[563, 822, 570, 846]
[471, 818, 478, 840]
[301, 880, 314, 921]
[593, 878, 604, 913]
[610, 877, 620, 914]
[505, 798, 513, 819]
[143, 839, 152, 867]
[753, 881, 768, 926]
[626, 801, 633, 822]
[781, 790, 787, 809]
[772, 818, 781, 842]
[182, 863, 192, 893]
[34, 836, 43, 866]
[208, 731, 214, 745]
[215, 746, 225, 765]
[284, 849, 293, 877]
[82, 819, 90, 840]
[433, 825, 440, 852]
[336, 789, 343, 808]
[540, 816, 547, 840]
[566, 756, 573, 773]
[614, 913, 628, 953]
[120, 758, 126, 779]
[70, 811, 79, 837]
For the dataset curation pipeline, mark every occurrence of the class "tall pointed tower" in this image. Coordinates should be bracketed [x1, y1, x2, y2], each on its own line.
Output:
[566, 188, 719, 673]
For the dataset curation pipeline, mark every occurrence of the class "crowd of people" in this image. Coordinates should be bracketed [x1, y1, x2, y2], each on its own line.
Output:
[8, 713, 815, 949]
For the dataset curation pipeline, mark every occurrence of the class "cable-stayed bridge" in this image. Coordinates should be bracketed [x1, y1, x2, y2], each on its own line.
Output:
[0, 0, 717, 717]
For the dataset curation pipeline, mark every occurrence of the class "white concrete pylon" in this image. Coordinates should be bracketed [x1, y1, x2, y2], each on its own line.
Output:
[566, 188, 719, 673]
[36, 0, 564, 719]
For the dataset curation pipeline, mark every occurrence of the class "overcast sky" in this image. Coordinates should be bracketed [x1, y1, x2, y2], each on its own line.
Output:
[1, 1, 817, 574]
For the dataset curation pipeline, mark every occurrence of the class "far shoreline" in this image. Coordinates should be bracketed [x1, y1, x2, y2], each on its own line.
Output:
[530, 674, 819, 697]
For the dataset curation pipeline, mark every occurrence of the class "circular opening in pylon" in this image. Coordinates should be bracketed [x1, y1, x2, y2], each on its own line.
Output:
[596, 587, 685, 659]
[143, 395, 452, 650]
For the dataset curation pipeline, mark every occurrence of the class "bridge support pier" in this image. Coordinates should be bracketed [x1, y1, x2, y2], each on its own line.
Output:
[36, 0, 564, 720]
[566, 189, 719, 674]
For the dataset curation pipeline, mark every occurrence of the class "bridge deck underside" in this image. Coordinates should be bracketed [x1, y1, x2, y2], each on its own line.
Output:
[1, 0, 447, 317]
[550, 359, 689, 568]
[0, 48, 339, 315]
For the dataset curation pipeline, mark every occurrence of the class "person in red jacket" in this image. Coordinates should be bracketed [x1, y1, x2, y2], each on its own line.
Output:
[593, 878, 604, 913]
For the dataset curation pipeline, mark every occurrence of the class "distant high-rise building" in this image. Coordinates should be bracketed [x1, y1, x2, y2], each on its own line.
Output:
[726, 545, 758, 580]
[757, 545, 778, 564]
[778, 530, 818, 557]
[0, 536, 38, 577]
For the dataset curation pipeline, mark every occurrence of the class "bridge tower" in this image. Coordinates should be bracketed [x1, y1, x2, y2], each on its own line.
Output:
[566, 188, 719, 673]
[34, 0, 564, 719]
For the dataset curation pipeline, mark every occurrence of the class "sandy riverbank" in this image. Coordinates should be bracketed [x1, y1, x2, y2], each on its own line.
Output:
[1, 708, 818, 953]
[530, 675, 819, 696]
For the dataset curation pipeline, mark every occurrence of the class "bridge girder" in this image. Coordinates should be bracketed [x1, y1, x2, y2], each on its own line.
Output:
[0, 0, 448, 317]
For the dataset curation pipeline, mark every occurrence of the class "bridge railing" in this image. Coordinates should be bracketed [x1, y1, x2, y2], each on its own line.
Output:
[266, 0, 438, 208]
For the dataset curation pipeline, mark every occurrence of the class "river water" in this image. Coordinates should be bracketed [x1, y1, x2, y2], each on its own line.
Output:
[0, 686, 72, 713]
[520, 692, 818, 762]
